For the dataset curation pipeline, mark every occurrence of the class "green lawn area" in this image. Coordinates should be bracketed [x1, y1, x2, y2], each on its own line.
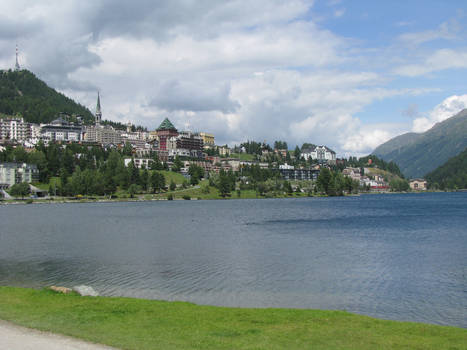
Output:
[154, 182, 302, 200]
[152, 180, 220, 200]
[32, 176, 60, 191]
[160, 170, 187, 185]
[230, 153, 257, 161]
[0, 287, 464, 350]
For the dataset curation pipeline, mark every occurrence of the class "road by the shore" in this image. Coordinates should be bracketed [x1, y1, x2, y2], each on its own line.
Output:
[0, 320, 117, 350]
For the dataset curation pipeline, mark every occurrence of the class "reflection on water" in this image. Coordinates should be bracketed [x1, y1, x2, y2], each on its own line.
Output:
[1, 192, 466, 327]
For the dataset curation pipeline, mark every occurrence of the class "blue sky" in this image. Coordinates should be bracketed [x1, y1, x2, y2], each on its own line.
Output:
[312, 0, 467, 123]
[0, 0, 466, 155]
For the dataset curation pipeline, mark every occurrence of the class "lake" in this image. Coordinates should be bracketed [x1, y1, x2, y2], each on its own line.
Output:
[1, 192, 466, 327]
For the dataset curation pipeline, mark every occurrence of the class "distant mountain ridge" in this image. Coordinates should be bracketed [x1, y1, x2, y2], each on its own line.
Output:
[373, 109, 467, 178]
[0, 69, 94, 124]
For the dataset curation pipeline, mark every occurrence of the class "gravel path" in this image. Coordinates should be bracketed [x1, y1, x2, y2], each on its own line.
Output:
[0, 320, 118, 350]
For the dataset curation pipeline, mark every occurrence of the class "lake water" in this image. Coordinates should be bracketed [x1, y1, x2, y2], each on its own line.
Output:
[1, 193, 466, 327]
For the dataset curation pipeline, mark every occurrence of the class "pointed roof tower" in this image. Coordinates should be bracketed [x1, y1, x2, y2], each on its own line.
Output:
[156, 118, 177, 131]
[15, 44, 20, 71]
[95, 92, 102, 125]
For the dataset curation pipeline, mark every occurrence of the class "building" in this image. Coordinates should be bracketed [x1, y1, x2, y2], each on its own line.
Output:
[274, 149, 288, 158]
[300, 145, 336, 163]
[41, 116, 83, 142]
[409, 179, 427, 191]
[343, 167, 361, 181]
[164, 130, 204, 159]
[124, 158, 153, 169]
[123, 139, 154, 157]
[279, 163, 294, 170]
[83, 93, 122, 145]
[218, 145, 231, 157]
[84, 125, 122, 145]
[278, 168, 320, 181]
[360, 176, 389, 191]
[177, 131, 203, 157]
[156, 118, 179, 151]
[121, 122, 150, 142]
[178, 131, 203, 150]
[0, 163, 39, 187]
[0, 117, 32, 143]
[199, 132, 215, 147]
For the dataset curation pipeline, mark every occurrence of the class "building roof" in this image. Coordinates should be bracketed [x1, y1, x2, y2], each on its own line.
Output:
[51, 116, 69, 125]
[301, 145, 336, 154]
[0, 162, 38, 169]
[156, 118, 177, 131]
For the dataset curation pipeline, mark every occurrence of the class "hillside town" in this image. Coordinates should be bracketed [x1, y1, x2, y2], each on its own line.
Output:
[0, 88, 422, 199]
[0, 91, 424, 199]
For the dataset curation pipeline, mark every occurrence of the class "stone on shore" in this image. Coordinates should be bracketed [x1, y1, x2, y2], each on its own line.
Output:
[72, 285, 99, 297]
[48, 286, 72, 294]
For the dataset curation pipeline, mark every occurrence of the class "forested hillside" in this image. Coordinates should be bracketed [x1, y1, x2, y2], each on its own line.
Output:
[425, 148, 467, 190]
[0, 69, 94, 124]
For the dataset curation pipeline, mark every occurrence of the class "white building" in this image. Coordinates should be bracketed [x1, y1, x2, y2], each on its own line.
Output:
[300, 145, 336, 163]
[0, 163, 39, 187]
[279, 163, 294, 170]
[40, 117, 83, 142]
[0, 117, 32, 142]
[124, 158, 153, 169]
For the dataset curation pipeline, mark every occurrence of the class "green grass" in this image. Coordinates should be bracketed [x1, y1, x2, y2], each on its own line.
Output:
[33, 176, 60, 191]
[230, 153, 257, 161]
[156, 184, 300, 200]
[0, 287, 464, 350]
[152, 180, 219, 200]
[160, 171, 187, 185]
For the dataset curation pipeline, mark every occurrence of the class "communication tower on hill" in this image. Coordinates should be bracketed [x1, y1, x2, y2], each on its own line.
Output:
[15, 44, 20, 71]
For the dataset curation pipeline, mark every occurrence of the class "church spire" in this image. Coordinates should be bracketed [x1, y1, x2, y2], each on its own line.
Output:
[15, 44, 20, 71]
[95, 92, 102, 125]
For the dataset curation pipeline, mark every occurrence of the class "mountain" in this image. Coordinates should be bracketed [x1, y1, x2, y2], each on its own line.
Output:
[0, 69, 94, 124]
[425, 147, 467, 190]
[373, 109, 467, 178]
[371, 132, 421, 156]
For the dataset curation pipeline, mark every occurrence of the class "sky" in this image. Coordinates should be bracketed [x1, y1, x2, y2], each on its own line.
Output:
[1, 0, 466, 156]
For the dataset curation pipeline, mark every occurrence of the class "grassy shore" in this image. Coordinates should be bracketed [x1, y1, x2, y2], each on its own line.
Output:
[0, 287, 465, 350]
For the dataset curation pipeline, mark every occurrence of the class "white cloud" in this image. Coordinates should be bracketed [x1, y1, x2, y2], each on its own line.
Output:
[334, 9, 346, 18]
[2, 1, 464, 157]
[339, 125, 398, 156]
[394, 49, 467, 77]
[412, 95, 467, 132]
[397, 19, 460, 46]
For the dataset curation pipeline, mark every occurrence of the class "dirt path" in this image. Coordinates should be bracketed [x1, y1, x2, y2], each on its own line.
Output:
[0, 320, 118, 350]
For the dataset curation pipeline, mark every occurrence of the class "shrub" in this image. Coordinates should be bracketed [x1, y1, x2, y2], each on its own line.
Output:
[167, 194, 174, 200]
[182, 195, 191, 200]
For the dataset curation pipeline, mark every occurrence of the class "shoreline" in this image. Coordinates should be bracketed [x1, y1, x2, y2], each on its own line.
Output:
[0, 286, 464, 350]
[1, 190, 456, 206]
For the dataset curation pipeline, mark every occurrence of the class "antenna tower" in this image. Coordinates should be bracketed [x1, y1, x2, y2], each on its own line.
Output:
[15, 44, 20, 71]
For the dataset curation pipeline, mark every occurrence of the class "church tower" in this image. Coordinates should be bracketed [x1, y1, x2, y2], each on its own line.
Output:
[15, 44, 20, 71]
[95, 92, 102, 125]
